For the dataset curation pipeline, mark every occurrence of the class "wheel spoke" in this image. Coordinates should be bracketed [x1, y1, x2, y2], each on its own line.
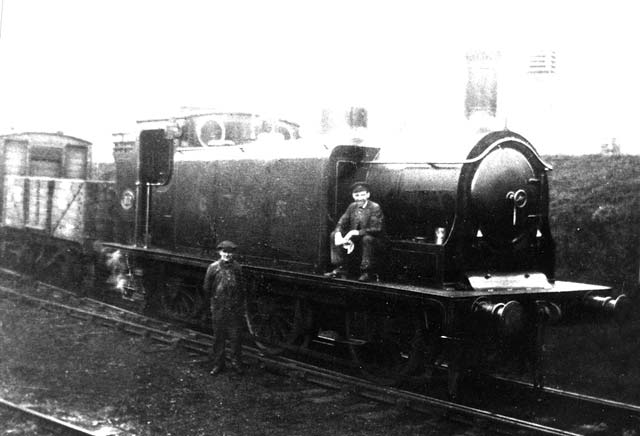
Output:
[346, 308, 434, 386]
[244, 282, 304, 355]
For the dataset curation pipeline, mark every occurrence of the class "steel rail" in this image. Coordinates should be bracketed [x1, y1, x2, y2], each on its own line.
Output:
[0, 397, 108, 436]
[0, 285, 189, 344]
[258, 355, 582, 436]
[491, 374, 640, 413]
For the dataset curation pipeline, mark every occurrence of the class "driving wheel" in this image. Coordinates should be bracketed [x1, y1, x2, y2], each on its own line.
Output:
[345, 308, 430, 386]
[244, 280, 305, 355]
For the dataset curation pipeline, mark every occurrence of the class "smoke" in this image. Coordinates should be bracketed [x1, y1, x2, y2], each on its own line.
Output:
[105, 249, 127, 290]
[102, 249, 144, 303]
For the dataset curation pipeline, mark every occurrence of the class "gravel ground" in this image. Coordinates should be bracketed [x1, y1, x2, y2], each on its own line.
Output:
[0, 296, 471, 436]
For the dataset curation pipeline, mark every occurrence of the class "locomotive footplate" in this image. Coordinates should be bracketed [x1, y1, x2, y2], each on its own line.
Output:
[97, 242, 621, 300]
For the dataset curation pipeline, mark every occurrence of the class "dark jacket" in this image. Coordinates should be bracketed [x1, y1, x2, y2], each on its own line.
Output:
[203, 259, 244, 312]
[334, 200, 384, 237]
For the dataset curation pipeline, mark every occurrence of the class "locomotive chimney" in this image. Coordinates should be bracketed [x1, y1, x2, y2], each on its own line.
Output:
[465, 50, 499, 133]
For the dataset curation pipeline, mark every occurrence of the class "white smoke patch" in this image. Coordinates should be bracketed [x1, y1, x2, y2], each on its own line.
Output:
[105, 249, 127, 289]
[103, 249, 143, 302]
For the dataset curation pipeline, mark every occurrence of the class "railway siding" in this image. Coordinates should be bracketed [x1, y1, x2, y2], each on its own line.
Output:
[0, 278, 464, 436]
[3, 273, 640, 435]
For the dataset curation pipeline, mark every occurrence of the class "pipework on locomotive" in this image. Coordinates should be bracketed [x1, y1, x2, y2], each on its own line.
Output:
[0, 114, 630, 393]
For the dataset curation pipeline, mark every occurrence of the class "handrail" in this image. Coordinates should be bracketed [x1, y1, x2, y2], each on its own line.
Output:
[360, 136, 553, 170]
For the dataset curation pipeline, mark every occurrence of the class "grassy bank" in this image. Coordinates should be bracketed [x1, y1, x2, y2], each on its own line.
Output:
[547, 154, 640, 297]
[542, 154, 640, 402]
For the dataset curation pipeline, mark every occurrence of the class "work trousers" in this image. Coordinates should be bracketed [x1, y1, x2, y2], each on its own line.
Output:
[211, 304, 243, 368]
[329, 231, 383, 272]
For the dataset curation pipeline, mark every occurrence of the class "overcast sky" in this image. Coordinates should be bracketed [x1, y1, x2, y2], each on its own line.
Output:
[1, 1, 639, 161]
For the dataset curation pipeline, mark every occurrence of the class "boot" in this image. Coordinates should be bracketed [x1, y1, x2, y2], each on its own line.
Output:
[357, 272, 371, 282]
[324, 266, 347, 279]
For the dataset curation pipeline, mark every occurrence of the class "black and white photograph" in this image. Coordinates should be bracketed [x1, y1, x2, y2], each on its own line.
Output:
[0, 1, 639, 435]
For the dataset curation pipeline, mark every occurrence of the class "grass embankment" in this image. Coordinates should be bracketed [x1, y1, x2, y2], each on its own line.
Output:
[542, 154, 640, 402]
[547, 154, 639, 295]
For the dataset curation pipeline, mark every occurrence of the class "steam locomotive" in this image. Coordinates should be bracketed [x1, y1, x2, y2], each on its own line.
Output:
[95, 111, 628, 390]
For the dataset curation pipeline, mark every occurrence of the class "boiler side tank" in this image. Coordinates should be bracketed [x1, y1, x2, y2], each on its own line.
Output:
[367, 163, 461, 244]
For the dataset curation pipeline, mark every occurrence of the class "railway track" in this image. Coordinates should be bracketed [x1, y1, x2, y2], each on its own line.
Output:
[472, 374, 640, 434]
[1, 269, 638, 435]
[0, 397, 113, 436]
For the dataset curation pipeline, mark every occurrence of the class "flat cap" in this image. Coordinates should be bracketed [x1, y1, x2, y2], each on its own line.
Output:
[350, 181, 371, 193]
[216, 240, 238, 250]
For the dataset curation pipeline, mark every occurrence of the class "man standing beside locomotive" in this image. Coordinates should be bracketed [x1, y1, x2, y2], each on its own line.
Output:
[324, 181, 385, 282]
[203, 240, 245, 375]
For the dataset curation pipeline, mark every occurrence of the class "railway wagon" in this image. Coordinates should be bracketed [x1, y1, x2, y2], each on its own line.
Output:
[0, 132, 115, 287]
[101, 112, 629, 390]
